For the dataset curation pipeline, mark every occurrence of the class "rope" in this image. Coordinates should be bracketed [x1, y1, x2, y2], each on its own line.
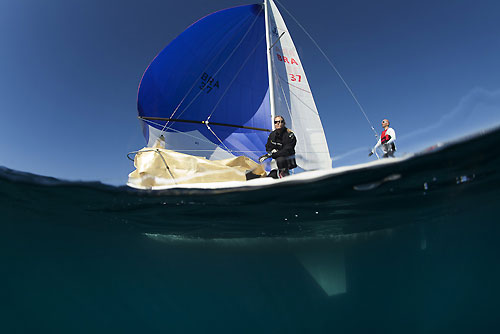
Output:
[129, 148, 327, 155]
[274, 0, 378, 139]
[154, 149, 177, 184]
[205, 122, 231, 153]
[269, 31, 286, 50]
[141, 118, 216, 146]
[143, 111, 234, 154]
[271, 59, 319, 117]
[142, 107, 267, 156]
[127, 148, 177, 184]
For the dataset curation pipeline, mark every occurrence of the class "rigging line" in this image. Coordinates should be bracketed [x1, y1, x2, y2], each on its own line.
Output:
[160, 8, 263, 132]
[152, 149, 265, 153]
[141, 118, 250, 156]
[140, 116, 271, 132]
[141, 118, 217, 146]
[175, 149, 327, 153]
[274, 0, 378, 138]
[277, 74, 311, 94]
[133, 148, 324, 153]
[206, 123, 231, 153]
[273, 67, 319, 116]
[154, 149, 177, 184]
[269, 31, 286, 50]
[163, 6, 264, 133]
[206, 35, 266, 121]
[126, 149, 177, 183]
[273, 66, 327, 156]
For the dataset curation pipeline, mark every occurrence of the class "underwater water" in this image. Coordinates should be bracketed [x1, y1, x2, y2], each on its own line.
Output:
[1, 128, 500, 333]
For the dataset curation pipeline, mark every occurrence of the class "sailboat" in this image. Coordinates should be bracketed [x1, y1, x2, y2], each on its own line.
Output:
[128, 0, 332, 190]
[127, 0, 365, 295]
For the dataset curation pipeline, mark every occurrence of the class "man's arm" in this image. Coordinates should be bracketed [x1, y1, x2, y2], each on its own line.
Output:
[372, 137, 381, 152]
[265, 133, 273, 152]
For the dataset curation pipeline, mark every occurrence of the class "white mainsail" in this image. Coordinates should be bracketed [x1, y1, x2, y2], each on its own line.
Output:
[265, 0, 332, 170]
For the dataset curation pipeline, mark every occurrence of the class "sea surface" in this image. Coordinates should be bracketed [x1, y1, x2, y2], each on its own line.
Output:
[1, 128, 500, 333]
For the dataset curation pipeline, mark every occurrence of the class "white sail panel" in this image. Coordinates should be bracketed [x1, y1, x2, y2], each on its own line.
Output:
[266, 0, 331, 170]
[147, 125, 234, 160]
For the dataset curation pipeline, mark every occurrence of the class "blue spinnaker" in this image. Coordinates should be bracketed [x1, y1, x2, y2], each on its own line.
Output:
[138, 4, 270, 161]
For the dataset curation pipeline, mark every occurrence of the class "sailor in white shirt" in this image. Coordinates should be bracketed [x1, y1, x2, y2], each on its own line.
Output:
[370, 119, 396, 158]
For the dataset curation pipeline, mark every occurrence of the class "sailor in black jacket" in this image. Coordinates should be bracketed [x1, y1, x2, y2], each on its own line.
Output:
[260, 115, 297, 178]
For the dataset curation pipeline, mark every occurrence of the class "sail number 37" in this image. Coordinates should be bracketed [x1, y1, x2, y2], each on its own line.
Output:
[289, 74, 301, 82]
[200, 72, 219, 93]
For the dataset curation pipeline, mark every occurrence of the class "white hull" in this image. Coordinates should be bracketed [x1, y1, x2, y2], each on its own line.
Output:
[127, 155, 405, 192]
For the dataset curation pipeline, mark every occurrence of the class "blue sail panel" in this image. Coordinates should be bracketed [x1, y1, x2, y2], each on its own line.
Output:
[138, 4, 270, 161]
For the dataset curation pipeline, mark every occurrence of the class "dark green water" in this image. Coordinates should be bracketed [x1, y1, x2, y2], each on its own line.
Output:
[1, 128, 499, 333]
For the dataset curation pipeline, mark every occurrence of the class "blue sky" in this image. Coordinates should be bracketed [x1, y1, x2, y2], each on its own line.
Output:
[1, 0, 499, 185]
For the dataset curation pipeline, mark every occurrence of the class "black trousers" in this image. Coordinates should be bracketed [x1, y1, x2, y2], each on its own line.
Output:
[267, 156, 297, 179]
[275, 156, 297, 170]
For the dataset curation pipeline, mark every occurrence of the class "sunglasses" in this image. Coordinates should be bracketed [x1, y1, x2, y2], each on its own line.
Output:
[274, 120, 285, 124]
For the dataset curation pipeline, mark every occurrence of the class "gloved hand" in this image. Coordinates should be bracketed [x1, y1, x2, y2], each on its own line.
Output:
[368, 150, 374, 157]
[271, 149, 277, 154]
[259, 153, 271, 163]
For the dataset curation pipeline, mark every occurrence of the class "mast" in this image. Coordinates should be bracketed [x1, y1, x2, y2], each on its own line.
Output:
[264, 0, 276, 128]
